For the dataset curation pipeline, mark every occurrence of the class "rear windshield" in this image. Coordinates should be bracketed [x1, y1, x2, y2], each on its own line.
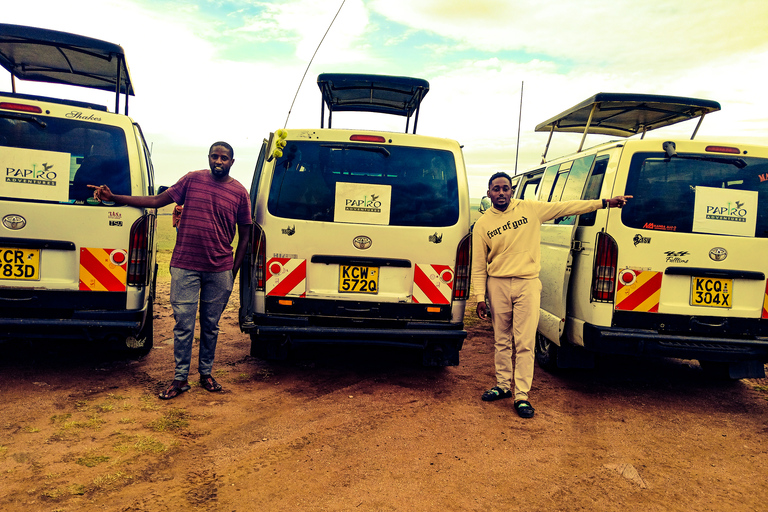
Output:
[622, 152, 768, 238]
[267, 141, 460, 227]
[1, 114, 130, 203]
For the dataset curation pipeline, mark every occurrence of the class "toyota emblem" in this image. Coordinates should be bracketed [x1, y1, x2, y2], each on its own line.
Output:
[353, 235, 372, 250]
[2, 214, 26, 230]
[709, 247, 727, 261]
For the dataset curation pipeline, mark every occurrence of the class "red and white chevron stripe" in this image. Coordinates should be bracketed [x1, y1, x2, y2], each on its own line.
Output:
[412, 263, 454, 304]
[265, 258, 306, 297]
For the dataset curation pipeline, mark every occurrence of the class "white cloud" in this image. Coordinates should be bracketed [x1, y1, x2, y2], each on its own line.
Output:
[4, 0, 767, 196]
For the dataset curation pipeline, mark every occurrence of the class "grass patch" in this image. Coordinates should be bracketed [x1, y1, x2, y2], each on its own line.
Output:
[50, 413, 72, 424]
[22, 426, 40, 433]
[147, 408, 190, 433]
[139, 394, 161, 412]
[134, 435, 168, 453]
[92, 471, 131, 489]
[76, 452, 110, 468]
[68, 484, 87, 496]
[752, 385, 768, 392]
[50, 414, 106, 442]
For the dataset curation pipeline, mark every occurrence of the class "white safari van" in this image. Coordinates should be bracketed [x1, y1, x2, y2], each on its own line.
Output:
[0, 24, 157, 354]
[239, 74, 471, 365]
[512, 93, 768, 379]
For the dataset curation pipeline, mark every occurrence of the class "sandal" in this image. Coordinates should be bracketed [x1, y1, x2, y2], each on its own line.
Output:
[481, 386, 512, 402]
[159, 379, 190, 400]
[514, 400, 535, 418]
[200, 374, 223, 393]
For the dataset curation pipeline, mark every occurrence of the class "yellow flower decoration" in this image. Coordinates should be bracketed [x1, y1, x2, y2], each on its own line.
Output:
[272, 128, 288, 159]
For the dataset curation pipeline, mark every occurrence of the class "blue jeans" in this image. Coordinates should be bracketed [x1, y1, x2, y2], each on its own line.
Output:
[170, 267, 234, 381]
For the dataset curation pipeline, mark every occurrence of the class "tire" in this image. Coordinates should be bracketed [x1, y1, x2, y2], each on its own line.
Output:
[422, 341, 460, 367]
[534, 331, 558, 371]
[250, 333, 289, 360]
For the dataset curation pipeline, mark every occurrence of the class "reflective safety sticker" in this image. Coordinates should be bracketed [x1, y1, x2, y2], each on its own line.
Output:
[266, 257, 306, 297]
[412, 264, 454, 304]
[615, 270, 662, 312]
[762, 282, 768, 319]
[79, 248, 127, 291]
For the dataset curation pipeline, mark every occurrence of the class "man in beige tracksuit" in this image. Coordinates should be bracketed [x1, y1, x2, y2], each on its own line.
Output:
[472, 171, 631, 418]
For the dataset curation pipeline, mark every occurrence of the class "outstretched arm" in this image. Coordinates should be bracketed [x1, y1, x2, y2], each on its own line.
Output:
[88, 184, 174, 208]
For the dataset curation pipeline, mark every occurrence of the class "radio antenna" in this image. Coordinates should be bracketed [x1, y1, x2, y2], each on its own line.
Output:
[514, 81, 524, 174]
[283, 0, 346, 128]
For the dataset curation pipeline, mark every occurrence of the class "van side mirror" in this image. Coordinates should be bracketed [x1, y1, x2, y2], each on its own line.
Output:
[157, 185, 169, 194]
[478, 196, 492, 214]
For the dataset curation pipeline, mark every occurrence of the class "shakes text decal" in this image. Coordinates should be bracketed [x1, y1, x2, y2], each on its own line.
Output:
[334, 182, 392, 226]
[692, 186, 757, 238]
[2, 146, 70, 202]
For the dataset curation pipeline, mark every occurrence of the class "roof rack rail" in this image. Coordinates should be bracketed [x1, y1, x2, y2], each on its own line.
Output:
[316, 73, 429, 134]
[0, 23, 134, 115]
[535, 92, 721, 163]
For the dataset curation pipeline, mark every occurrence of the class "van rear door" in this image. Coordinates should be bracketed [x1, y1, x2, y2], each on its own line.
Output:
[537, 154, 597, 343]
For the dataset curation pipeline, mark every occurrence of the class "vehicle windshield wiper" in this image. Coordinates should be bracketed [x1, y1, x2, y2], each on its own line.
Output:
[321, 143, 390, 157]
[663, 140, 746, 168]
[1, 111, 47, 128]
[667, 154, 747, 169]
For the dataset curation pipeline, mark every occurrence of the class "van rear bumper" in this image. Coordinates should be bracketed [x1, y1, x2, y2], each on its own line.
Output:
[0, 290, 145, 340]
[244, 314, 466, 349]
[582, 323, 768, 362]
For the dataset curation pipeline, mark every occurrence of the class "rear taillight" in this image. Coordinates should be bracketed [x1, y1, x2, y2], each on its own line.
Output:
[452, 234, 471, 301]
[591, 231, 617, 302]
[253, 225, 266, 292]
[128, 215, 154, 286]
[0, 102, 43, 113]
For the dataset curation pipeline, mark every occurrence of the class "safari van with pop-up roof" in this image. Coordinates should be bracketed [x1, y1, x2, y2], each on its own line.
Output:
[239, 74, 471, 365]
[0, 24, 157, 354]
[508, 93, 768, 379]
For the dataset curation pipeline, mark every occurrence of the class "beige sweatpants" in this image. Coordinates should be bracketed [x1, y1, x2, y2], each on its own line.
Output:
[486, 276, 542, 401]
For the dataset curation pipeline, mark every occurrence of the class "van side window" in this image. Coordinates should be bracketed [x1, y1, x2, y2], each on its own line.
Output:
[577, 156, 609, 227]
[536, 164, 560, 201]
[520, 171, 543, 200]
[250, 141, 267, 208]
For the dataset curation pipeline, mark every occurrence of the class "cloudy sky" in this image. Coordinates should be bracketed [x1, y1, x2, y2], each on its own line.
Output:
[4, 0, 768, 197]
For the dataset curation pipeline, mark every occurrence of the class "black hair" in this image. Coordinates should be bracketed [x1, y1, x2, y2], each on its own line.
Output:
[488, 171, 512, 189]
[209, 141, 234, 158]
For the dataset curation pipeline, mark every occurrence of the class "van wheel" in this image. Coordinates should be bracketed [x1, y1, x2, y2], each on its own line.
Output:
[249, 333, 289, 360]
[423, 341, 460, 367]
[534, 332, 558, 371]
[125, 297, 154, 358]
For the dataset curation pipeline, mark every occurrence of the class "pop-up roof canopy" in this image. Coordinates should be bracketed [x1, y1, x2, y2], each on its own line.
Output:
[316, 73, 430, 134]
[0, 23, 134, 114]
[535, 92, 721, 161]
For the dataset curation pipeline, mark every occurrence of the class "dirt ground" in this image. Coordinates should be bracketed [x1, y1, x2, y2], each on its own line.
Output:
[1, 279, 768, 512]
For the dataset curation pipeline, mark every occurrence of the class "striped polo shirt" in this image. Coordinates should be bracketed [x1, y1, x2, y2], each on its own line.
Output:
[167, 170, 252, 273]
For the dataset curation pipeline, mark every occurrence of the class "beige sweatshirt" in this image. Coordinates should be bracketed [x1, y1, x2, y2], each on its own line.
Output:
[471, 198, 603, 301]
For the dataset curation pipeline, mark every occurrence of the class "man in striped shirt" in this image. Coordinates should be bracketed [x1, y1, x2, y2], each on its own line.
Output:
[90, 142, 252, 400]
